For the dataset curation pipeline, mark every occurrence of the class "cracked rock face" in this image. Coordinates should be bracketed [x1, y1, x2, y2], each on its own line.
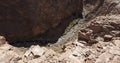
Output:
[0, 0, 83, 42]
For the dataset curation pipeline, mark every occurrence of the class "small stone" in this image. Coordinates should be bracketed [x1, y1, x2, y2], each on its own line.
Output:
[24, 45, 45, 59]
[104, 35, 113, 41]
[104, 35, 113, 39]
[78, 31, 89, 41]
[96, 37, 104, 42]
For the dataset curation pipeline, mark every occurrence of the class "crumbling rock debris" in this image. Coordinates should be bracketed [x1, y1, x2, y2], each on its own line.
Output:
[0, 44, 23, 63]
[78, 29, 97, 44]
[79, 15, 120, 43]
[0, 34, 120, 63]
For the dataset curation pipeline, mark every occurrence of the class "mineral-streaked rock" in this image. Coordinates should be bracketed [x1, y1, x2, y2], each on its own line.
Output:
[0, 0, 83, 42]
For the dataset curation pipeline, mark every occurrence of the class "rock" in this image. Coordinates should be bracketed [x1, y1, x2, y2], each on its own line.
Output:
[24, 45, 45, 59]
[0, 37, 120, 63]
[110, 56, 120, 63]
[109, 47, 120, 55]
[0, 36, 7, 46]
[0, 44, 22, 63]
[95, 52, 114, 63]
[112, 37, 120, 40]
[78, 31, 90, 41]
[112, 40, 120, 47]
[88, 15, 120, 33]
[78, 15, 120, 44]
[27, 58, 43, 63]
[104, 35, 113, 41]
[95, 37, 104, 42]
[84, 0, 104, 19]
[0, 0, 83, 42]
[111, 31, 120, 36]
[83, 58, 94, 63]
[78, 29, 97, 44]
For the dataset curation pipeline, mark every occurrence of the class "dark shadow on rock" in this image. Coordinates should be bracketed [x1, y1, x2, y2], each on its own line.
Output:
[9, 13, 83, 47]
[9, 38, 58, 47]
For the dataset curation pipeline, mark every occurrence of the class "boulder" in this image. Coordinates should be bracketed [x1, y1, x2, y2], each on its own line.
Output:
[0, 0, 83, 42]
